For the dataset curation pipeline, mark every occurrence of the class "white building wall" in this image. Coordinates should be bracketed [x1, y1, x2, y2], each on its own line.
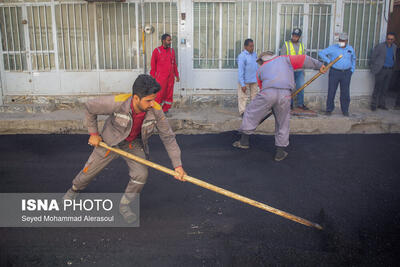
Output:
[0, 0, 389, 103]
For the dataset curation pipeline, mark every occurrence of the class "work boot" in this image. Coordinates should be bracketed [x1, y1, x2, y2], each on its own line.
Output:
[119, 193, 138, 224]
[232, 134, 249, 149]
[299, 105, 309, 111]
[274, 147, 288, 161]
[62, 187, 80, 201]
[378, 105, 388, 110]
[119, 203, 137, 224]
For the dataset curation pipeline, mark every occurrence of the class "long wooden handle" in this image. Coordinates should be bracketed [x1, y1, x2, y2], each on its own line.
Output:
[99, 142, 323, 230]
[258, 54, 343, 124]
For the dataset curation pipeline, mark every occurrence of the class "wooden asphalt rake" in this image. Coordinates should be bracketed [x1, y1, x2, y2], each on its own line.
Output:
[97, 56, 344, 230]
[99, 141, 323, 230]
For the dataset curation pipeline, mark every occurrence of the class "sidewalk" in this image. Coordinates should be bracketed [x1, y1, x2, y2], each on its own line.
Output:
[1, 106, 399, 135]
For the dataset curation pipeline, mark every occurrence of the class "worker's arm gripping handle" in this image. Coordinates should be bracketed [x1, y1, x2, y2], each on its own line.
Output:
[259, 55, 343, 123]
[291, 54, 343, 98]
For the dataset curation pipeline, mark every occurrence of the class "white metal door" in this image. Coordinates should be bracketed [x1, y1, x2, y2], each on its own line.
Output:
[0, 0, 179, 98]
[0, 4, 34, 96]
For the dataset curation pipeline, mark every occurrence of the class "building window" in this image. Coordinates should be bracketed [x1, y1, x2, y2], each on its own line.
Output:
[344, 0, 385, 69]
[142, 1, 178, 71]
[193, 0, 277, 69]
[27, 5, 55, 71]
[95, 1, 177, 71]
[0, 0, 389, 72]
[307, 4, 332, 59]
[56, 3, 94, 70]
[279, 4, 304, 49]
[55, 1, 177, 71]
[0, 6, 27, 71]
[95, 2, 136, 70]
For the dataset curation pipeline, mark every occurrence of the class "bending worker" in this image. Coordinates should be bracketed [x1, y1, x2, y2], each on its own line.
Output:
[63, 74, 186, 223]
[233, 51, 327, 161]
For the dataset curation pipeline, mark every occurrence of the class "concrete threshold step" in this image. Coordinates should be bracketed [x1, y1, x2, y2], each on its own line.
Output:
[0, 108, 400, 135]
[0, 103, 57, 113]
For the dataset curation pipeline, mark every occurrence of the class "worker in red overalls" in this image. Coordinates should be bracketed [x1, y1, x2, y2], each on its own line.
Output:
[150, 33, 180, 113]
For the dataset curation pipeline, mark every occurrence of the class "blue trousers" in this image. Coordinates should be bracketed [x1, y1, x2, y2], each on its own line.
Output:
[326, 69, 352, 113]
[291, 71, 305, 107]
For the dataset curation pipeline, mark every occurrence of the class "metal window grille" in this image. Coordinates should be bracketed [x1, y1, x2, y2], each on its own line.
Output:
[56, 1, 177, 71]
[278, 4, 332, 59]
[344, 0, 385, 68]
[279, 4, 304, 49]
[28, 5, 55, 71]
[193, 2, 220, 69]
[142, 1, 178, 70]
[0, 0, 388, 73]
[96, 2, 135, 70]
[95, 1, 177, 70]
[56, 2, 95, 70]
[307, 4, 332, 59]
[193, 0, 277, 69]
[2, 0, 51, 3]
[0, 6, 26, 71]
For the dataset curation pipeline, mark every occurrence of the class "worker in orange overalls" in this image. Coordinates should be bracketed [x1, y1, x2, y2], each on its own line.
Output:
[150, 33, 180, 114]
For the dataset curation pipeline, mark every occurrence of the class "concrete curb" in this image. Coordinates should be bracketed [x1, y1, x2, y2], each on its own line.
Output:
[1, 108, 400, 135]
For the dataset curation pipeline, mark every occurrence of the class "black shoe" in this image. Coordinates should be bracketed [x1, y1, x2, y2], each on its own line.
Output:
[232, 141, 249, 149]
[343, 111, 349, 117]
[299, 105, 309, 111]
[378, 106, 388, 110]
[371, 106, 377, 111]
[325, 111, 332, 116]
[232, 134, 250, 149]
[394, 106, 400, 110]
[240, 133, 249, 146]
[274, 147, 288, 161]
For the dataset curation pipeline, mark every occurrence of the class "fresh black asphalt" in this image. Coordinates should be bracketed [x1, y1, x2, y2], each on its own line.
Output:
[1, 133, 400, 266]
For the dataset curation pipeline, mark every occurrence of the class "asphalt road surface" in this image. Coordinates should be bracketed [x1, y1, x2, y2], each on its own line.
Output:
[1, 133, 400, 266]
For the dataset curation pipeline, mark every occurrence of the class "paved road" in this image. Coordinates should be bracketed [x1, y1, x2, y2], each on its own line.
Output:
[1, 133, 399, 266]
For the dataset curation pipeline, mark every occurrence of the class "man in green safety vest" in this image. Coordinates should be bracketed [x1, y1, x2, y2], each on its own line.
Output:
[280, 28, 309, 111]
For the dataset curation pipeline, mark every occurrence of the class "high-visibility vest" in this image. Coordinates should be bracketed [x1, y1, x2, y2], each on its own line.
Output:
[285, 41, 304, 55]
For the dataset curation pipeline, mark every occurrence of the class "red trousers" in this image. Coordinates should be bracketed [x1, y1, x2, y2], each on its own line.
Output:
[155, 74, 175, 112]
